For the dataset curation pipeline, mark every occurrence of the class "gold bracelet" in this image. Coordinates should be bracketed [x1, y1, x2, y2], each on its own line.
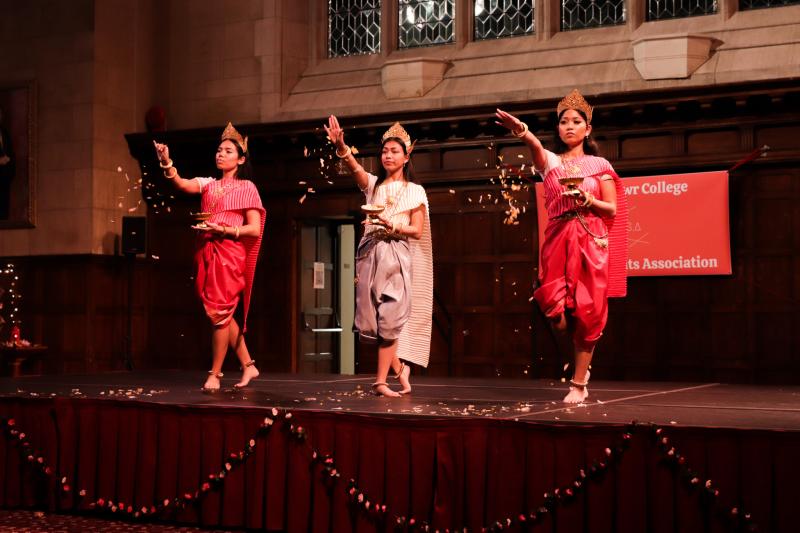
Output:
[234, 226, 240, 240]
[578, 191, 594, 208]
[335, 145, 352, 159]
[163, 166, 177, 179]
[159, 158, 173, 169]
[512, 122, 529, 138]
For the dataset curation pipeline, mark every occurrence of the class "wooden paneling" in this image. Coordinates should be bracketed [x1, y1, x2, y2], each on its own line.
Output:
[687, 129, 740, 154]
[755, 124, 800, 151]
[430, 212, 462, 258]
[442, 147, 490, 170]
[710, 313, 749, 362]
[620, 134, 673, 159]
[0, 256, 150, 375]
[753, 257, 794, 305]
[461, 212, 494, 255]
[426, 181, 537, 377]
[756, 312, 795, 355]
[460, 263, 494, 306]
[411, 151, 439, 173]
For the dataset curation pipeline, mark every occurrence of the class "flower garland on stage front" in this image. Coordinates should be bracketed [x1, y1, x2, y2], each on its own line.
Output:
[0, 415, 758, 532]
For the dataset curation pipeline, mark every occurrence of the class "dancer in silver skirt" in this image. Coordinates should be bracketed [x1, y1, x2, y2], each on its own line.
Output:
[324, 116, 433, 397]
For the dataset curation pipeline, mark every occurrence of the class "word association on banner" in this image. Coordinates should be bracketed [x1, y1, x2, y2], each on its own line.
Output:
[624, 181, 689, 197]
[627, 256, 720, 271]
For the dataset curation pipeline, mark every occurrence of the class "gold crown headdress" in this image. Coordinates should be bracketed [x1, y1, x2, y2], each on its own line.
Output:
[557, 89, 593, 124]
[221, 122, 248, 153]
[381, 122, 414, 153]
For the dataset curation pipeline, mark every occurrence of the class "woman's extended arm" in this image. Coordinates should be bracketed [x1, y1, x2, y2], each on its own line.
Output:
[153, 141, 200, 194]
[494, 109, 549, 172]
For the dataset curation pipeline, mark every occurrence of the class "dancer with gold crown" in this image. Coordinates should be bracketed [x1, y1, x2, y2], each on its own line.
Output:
[496, 90, 628, 403]
[153, 123, 266, 391]
[324, 116, 433, 397]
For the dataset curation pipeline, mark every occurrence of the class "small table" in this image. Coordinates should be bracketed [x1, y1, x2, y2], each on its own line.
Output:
[0, 344, 47, 377]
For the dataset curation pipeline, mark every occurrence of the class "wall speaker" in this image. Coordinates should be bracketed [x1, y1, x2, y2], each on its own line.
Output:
[122, 216, 146, 255]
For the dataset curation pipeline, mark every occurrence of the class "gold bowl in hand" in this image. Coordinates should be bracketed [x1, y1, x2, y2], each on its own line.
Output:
[190, 212, 212, 228]
[361, 204, 385, 224]
[558, 176, 585, 190]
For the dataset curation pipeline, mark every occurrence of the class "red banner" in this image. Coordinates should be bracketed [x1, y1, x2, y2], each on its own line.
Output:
[535, 171, 732, 276]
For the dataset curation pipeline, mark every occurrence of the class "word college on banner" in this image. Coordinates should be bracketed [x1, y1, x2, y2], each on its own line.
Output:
[535, 171, 732, 276]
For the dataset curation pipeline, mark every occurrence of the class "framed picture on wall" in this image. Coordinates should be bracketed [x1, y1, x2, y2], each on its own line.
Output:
[0, 82, 36, 229]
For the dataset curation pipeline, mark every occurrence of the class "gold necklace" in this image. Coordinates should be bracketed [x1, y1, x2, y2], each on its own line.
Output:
[209, 180, 239, 212]
[559, 154, 583, 178]
[378, 181, 408, 216]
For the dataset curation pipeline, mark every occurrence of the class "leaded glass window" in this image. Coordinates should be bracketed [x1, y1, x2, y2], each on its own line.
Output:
[647, 0, 717, 20]
[740, 0, 800, 9]
[474, 0, 534, 40]
[399, 0, 455, 48]
[328, 0, 381, 58]
[561, 0, 625, 31]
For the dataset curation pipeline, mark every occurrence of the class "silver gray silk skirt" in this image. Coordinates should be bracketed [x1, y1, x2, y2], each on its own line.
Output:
[354, 233, 412, 343]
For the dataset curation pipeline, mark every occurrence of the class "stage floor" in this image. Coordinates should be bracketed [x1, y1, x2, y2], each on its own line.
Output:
[2, 371, 798, 431]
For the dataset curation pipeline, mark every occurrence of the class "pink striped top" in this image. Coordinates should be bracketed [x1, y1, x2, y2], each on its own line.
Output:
[196, 177, 266, 329]
[539, 151, 612, 219]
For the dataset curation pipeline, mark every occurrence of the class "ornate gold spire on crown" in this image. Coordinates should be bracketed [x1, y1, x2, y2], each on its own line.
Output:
[381, 122, 414, 153]
[221, 122, 248, 153]
[557, 89, 593, 123]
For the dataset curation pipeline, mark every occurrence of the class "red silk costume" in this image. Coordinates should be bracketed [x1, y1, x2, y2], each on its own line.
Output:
[534, 152, 628, 349]
[194, 177, 265, 331]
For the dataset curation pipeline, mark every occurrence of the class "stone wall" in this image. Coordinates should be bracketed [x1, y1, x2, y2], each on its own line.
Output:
[0, 0, 159, 257]
[165, 0, 309, 129]
[91, 0, 161, 254]
[275, 0, 800, 121]
[160, 1, 800, 126]
[0, 0, 95, 256]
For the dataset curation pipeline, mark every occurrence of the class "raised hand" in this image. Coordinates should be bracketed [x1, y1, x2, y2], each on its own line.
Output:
[494, 109, 523, 133]
[153, 140, 170, 163]
[323, 115, 346, 151]
[325, 114, 369, 189]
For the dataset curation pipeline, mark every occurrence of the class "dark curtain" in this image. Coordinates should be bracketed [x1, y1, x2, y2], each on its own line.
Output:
[0, 398, 795, 532]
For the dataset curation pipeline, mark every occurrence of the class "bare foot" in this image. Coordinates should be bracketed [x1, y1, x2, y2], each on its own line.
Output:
[234, 364, 259, 389]
[372, 383, 401, 397]
[397, 364, 412, 395]
[202, 374, 221, 392]
[562, 385, 588, 404]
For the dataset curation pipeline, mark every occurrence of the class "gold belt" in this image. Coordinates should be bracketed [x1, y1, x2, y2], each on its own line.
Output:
[368, 229, 406, 242]
[550, 210, 609, 248]
[550, 210, 579, 221]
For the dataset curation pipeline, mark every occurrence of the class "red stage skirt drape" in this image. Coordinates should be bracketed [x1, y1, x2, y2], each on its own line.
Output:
[1, 398, 797, 532]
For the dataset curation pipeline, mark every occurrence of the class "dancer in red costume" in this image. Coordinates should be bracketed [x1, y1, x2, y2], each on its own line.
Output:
[154, 123, 266, 391]
[496, 90, 628, 403]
